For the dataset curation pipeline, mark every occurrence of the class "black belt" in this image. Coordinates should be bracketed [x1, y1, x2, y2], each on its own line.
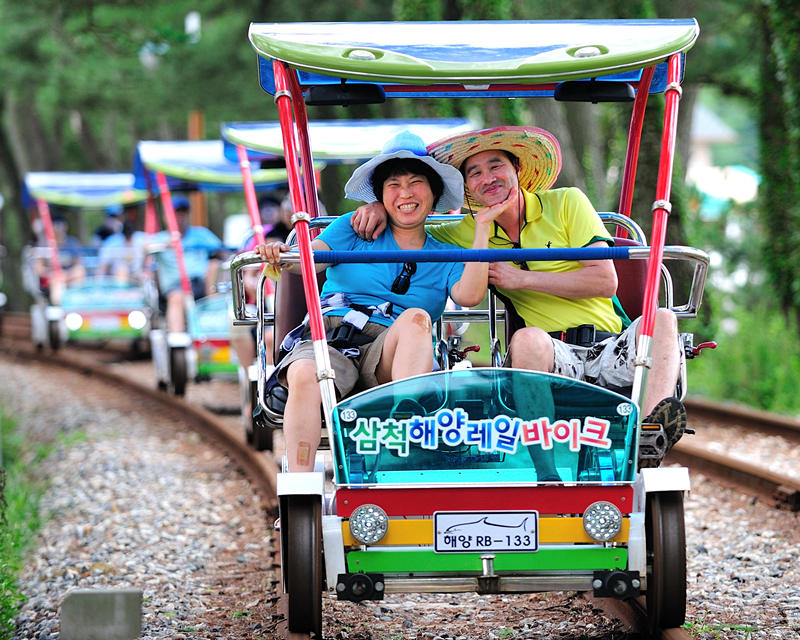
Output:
[549, 324, 618, 347]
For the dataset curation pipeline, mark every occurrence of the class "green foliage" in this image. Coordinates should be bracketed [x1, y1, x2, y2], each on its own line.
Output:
[758, 0, 800, 324]
[686, 296, 800, 414]
[0, 410, 46, 640]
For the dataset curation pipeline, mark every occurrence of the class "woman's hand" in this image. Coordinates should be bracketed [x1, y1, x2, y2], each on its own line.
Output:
[254, 241, 290, 269]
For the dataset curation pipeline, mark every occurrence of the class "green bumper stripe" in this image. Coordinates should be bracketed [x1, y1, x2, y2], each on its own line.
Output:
[197, 362, 238, 375]
[347, 548, 627, 573]
[69, 329, 142, 339]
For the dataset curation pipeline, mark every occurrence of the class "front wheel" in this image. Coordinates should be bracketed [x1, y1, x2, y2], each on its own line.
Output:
[170, 346, 187, 396]
[48, 319, 61, 351]
[646, 491, 687, 632]
[249, 378, 273, 451]
[282, 495, 323, 637]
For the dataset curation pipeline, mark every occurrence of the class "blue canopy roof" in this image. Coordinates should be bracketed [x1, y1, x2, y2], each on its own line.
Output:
[221, 118, 474, 163]
[249, 19, 698, 98]
[22, 172, 147, 209]
[132, 140, 291, 192]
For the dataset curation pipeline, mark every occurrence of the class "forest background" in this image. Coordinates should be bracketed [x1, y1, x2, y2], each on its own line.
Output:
[0, 0, 798, 413]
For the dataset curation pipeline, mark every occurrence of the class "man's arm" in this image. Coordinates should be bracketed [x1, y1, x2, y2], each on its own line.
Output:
[351, 202, 388, 240]
[488, 240, 618, 299]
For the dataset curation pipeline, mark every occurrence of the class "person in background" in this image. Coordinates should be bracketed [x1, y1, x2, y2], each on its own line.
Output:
[92, 204, 124, 246]
[97, 219, 149, 281]
[151, 195, 223, 333]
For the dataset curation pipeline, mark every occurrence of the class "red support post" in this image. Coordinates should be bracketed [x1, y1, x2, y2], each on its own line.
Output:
[617, 65, 655, 238]
[639, 54, 683, 340]
[36, 199, 64, 281]
[272, 60, 326, 344]
[236, 144, 266, 245]
[154, 171, 193, 297]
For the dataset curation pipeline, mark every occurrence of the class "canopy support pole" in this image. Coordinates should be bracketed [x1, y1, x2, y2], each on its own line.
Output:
[630, 53, 683, 420]
[273, 60, 337, 455]
[617, 65, 655, 238]
[35, 198, 64, 283]
[154, 172, 193, 299]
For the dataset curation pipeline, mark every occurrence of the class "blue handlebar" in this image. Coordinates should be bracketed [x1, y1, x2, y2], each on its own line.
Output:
[314, 246, 633, 264]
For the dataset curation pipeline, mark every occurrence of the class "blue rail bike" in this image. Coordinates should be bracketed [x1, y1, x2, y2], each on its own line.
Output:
[132, 139, 289, 396]
[21, 172, 150, 351]
[232, 19, 714, 637]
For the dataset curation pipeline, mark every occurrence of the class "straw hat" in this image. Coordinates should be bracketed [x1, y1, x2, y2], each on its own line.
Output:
[344, 130, 464, 213]
[427, 126, 562, 208]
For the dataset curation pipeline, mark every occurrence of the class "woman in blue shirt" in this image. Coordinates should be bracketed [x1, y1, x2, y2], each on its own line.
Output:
[256, 131, 510, 472]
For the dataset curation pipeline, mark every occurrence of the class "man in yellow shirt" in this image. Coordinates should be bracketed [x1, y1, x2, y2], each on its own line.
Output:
[352, 126, 686, 462]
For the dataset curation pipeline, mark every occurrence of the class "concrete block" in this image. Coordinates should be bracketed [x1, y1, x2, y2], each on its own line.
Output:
[60, 588, 142, 640]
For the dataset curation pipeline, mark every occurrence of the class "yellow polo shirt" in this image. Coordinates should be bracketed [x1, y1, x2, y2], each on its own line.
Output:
[429, 187, 624, 334]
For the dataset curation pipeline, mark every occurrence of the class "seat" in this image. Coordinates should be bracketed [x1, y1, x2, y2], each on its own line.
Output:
[499, 235, 648, 345]
[272, 268, 326, 363]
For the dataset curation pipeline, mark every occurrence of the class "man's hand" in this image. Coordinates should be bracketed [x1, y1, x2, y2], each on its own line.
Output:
[488, 261, 530, 290]
[471, 190, 515, 228]
[351, 202, 388, 241]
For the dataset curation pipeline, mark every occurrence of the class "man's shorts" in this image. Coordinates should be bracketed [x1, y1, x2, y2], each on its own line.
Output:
[550, 317, 683, 389]
[276, 315, 390, 397]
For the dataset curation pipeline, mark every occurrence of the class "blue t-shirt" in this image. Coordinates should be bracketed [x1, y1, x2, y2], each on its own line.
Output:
[152, 226, 222, 291]
[317, 212, 465, 327]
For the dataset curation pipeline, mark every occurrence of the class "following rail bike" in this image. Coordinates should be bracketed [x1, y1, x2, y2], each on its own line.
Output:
[21, 172, 151, 351]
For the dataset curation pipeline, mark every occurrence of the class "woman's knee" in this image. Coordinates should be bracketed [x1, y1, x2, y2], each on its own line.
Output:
[286, 358, 318, 391]
[393, 308, 432, 339]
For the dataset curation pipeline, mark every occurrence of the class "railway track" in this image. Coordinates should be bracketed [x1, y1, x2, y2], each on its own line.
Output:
[2, 309, 797, 638]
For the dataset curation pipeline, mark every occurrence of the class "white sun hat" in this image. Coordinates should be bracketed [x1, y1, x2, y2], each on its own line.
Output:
[344, 130, 464, 213]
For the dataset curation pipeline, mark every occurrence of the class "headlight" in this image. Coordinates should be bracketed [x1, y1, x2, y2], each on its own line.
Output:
[65, 313, 84, 331]
[128, 310, 147, 330]
[348, 504, 389, 544]
[582, 501, 623, 542]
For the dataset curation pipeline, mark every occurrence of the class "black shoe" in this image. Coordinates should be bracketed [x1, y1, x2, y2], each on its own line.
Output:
[638, 397, 687, 469]
[644, 397, 687, 451]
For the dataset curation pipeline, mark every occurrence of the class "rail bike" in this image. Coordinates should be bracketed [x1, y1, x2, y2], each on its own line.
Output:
[132, 139, 288, 395]
[232, 18, 713, 637]
[21, 172, 150, 351]
[222, 117, 473, 451]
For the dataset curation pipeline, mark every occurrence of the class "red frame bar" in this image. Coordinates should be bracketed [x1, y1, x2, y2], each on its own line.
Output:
[336, 486, 634, 517]
[640, 53, 683, 339]
[273, 60, 326, 343]
[617, 65, 655, 238]
[35, 199, 64, 281]
[236, 144, 266, 246]
[154, 171, 193, 296]
[286, 71, 320, 221]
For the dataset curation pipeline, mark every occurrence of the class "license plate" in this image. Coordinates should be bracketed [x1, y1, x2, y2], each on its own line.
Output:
[90, 316, 121, 330]
[434, 511, 539, 553]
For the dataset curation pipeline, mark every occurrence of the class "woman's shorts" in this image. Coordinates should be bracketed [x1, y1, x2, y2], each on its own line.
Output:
[276, 315, 390, 397]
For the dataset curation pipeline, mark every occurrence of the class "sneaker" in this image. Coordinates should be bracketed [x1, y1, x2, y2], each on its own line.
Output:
[645, 397, 687, 451]
[638, 397, 687, 468]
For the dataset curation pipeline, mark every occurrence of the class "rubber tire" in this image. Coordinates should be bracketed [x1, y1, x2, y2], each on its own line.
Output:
[249, 379, 273, 451]
[170, 346, 187, 397]
[284, 495, 323, 637]
[646, 491, 687, 632]
[48, 319, 61, 351]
